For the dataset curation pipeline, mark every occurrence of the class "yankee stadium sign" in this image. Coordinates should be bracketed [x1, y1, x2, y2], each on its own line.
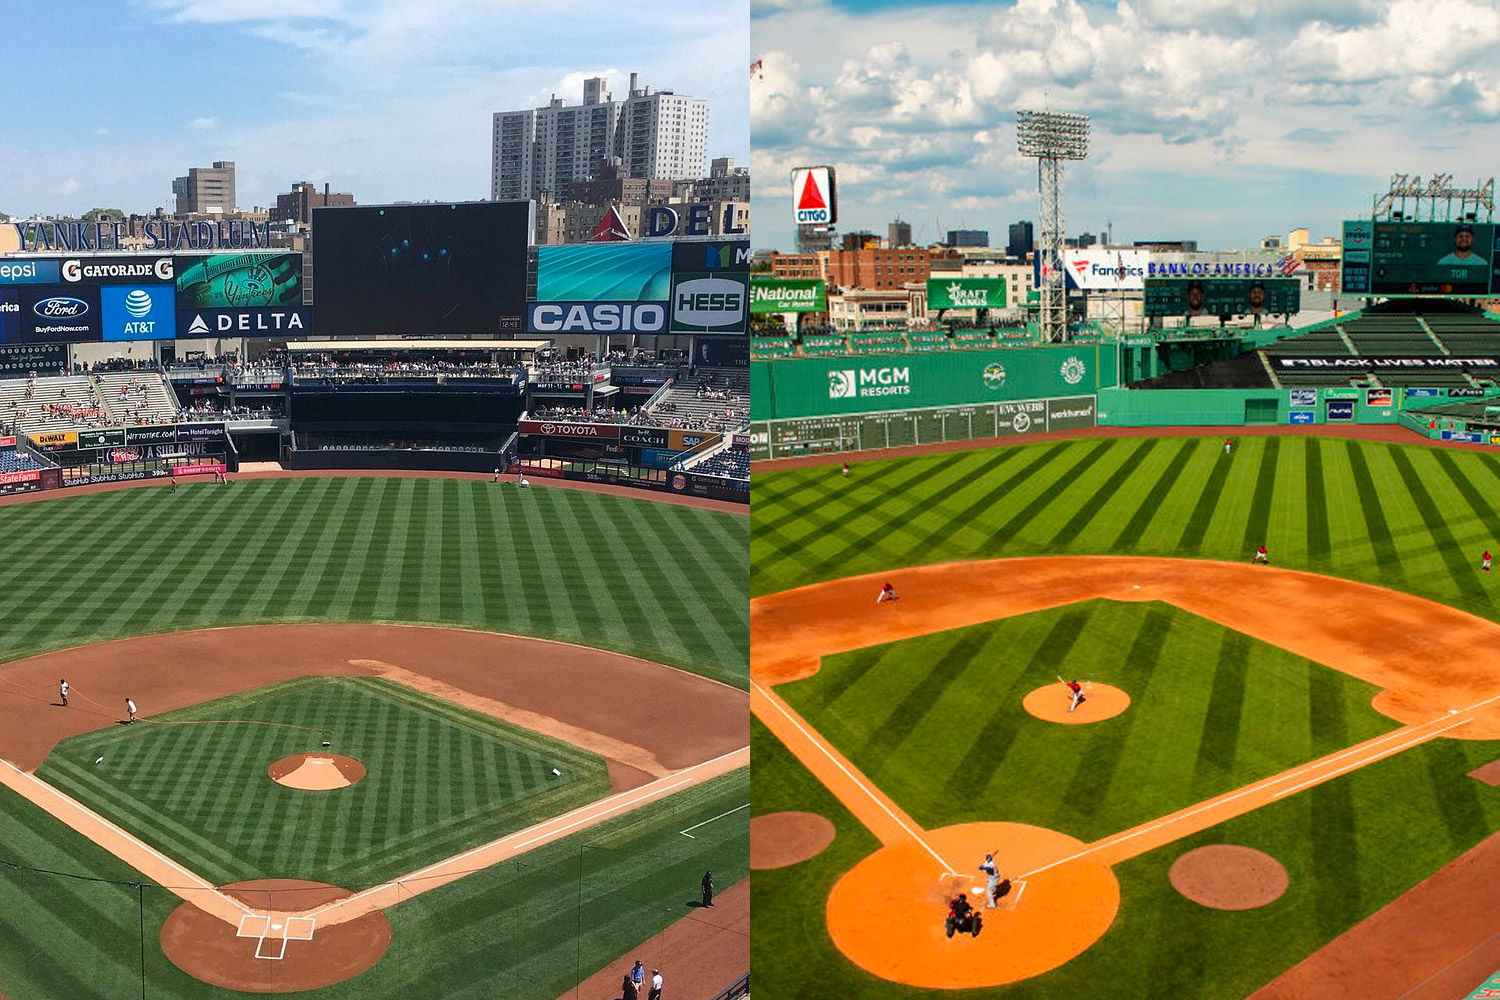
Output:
[12, 219, 274, 253]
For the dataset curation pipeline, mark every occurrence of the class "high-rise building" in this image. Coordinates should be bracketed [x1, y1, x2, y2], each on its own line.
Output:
[491, 74, 708, 202]
[275, 181, 355, 226]
[888, 218, 912, 247]
[683, 157, 750, 203]
[172, 161, 236, 216]
[1007, 221, 1034, 259]
[946, 229, 988, 248]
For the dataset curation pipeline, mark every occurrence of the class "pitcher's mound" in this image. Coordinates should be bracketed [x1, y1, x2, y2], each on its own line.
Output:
[751, 811, 836, 869]
[269, 754, 365, 790]
[161, 879, 390, 992]
[1022, 683, 1130, 724]
[1170, 845, 1288, 910]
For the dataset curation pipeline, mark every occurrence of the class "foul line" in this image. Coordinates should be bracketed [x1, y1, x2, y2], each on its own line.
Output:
[1018, 696, 1500, 881]
[681, 803, 749, 838]
[753, 680, 958, 873]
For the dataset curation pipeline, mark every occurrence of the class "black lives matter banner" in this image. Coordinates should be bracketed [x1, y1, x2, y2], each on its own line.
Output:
[1272, 356, 1500, 371]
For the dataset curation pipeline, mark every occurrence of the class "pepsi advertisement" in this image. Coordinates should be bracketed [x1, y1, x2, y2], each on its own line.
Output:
[311, 201, 530, 336]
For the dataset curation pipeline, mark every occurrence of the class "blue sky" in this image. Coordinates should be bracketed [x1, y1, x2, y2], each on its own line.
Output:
[2, 0, 749, 217]
[751, 0, 1500, 252]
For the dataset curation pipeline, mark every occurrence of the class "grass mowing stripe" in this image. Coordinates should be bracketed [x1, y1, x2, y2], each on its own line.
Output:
[979, 441, 1115, 551]
[1343, 441, 1402, 575]
[1303, 438, 1331, 563]
[1176, 440, 1235, 554]
[905, 444, 1064, 557]
[1192, 629, 1250, 792]
[1051, 439, 1159, 550]
[1421, 739, 1490, 852]
[1433, 449, 1500, 554]
[1239, 436, 1280, 554]
[1387, 446, 1485, 594]
[1112, 438, 1196, 551]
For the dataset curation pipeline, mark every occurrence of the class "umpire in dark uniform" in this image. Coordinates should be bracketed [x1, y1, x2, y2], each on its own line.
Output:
[700, 870, 714, 907]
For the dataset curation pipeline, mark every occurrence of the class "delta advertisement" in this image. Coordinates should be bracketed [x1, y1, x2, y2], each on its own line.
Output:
[926, 278, 1007, 310]
[751, 279, 826, 313]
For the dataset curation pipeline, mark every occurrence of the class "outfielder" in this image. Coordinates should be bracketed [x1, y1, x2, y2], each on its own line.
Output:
[1253, 545, 1269, 564]
[1484, 550, 1492, 573]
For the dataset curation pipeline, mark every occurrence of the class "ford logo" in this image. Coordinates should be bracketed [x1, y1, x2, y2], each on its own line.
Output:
[34, 297, 88, 318]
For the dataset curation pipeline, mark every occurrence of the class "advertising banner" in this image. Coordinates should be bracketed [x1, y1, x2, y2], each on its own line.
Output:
[174, 252, 303, 309]
[518, 419, 621, 440]
[1062, 249, 1149, 290]
[172, 462, 227, 476]
[1340, 219, 1500, 296]
[17, 284, 101, 343]
[0, 469, 39, 485]
[671, 240, 751, 274]
[311, 201, 529, 337]
[536, 243, 673, 302]
[75, 429, 127, 449]
[1143, 278, 1300, 317]
[179, 306, 311, 337]
[1365, 387, 1394, 406]
[1289, 411, 1315, 424]
[791, 166, 837, 226]
[667, 429, 717, 451]
[1289, 388, 1318, 408]
[750, 279, 826, 313]
[669, 272, 747, 334]
[58, 257, 175, 284]
[621, 426, 671, 449]
[1272, 356, 1500, 371]
[527, 301, 667, 334]
[30, 431, 78, 447]
[1404, 387, 1441, 398]
[926, 278, 1007, 310]
[0, 437, 13, 448]
[1326, 399, 1355, 421]
[0, 260, 60, 284]
[178, 423, 228, 444]
[100, 284, 176, 341]
[667, 471, 749, 503]
[1449, 387, 1491, 397]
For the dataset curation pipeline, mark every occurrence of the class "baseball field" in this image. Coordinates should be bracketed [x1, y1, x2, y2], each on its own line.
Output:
[751, 430, 1500, 999]
[0, 474, 750, 999]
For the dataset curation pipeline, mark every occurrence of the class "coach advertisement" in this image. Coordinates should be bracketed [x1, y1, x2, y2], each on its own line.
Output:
[620, 426, 671, 449]
[312, 201, 530, 337]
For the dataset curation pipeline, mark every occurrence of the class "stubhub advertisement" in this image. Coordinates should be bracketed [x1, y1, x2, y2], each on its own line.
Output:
[100, 284, 176, 341]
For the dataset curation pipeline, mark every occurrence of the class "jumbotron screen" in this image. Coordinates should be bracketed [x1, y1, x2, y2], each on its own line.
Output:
[1142, 278, 1300, 317]
[311, 202, 530, 336]
[1341, 220, 1500, 296]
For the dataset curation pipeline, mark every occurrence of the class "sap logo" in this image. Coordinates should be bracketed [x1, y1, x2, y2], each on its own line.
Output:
[528, 302, 666, 333]
[34, 297, 88, 318]
[673, 278, 744, 327]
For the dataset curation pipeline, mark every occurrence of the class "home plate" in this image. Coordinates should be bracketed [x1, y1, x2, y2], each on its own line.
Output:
[272, 923, 282, 931]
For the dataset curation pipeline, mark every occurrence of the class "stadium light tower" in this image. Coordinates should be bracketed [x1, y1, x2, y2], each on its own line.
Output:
[1017, 110, 1090, 343]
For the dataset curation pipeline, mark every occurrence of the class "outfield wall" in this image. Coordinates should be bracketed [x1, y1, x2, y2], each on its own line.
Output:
[1097, 385, 1485, 427]
[751, 346, 1118, 421]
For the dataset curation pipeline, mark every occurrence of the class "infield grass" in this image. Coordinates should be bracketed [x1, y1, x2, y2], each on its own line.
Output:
[0, 477, 748, 687]
[36, 676, 611, 887]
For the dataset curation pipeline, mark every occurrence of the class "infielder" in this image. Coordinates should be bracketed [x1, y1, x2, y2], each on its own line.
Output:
[1062, 677, 1085, 713]
[125, 697, 137, 724]
[58, 679, 68, 707]
[877, 582, 898, 605]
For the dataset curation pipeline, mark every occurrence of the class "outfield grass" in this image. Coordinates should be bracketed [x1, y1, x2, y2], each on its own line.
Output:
[0, 477, 748, 687]
[0, 766, 749, 1000]
[36, 676, 610, 887]
[778, 599, 1393, 842]
[753, 436, 1500, 625]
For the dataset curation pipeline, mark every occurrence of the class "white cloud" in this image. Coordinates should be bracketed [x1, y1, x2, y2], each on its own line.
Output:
[189, 116, 220, 130]
[55, 178, 79, 196]
[94, 127, 109, 136]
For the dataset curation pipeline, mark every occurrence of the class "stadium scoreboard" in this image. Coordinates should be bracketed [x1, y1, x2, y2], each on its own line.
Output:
[1341, 220, 1500, 295]
[1142, 278, 1300, 318]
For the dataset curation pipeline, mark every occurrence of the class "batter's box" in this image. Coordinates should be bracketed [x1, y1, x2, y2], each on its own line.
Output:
[283, 917, 316, 941]
[236, 914, 271, 939]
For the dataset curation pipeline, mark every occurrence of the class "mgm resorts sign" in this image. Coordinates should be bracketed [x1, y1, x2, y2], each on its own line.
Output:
[828, 365, 911, 399]
[11, 219, 275, 253]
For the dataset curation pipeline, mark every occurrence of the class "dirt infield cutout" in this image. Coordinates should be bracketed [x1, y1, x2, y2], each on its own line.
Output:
[750, 811, 836, 869]
[1169, 845, 1289, 910]
[268, 754, 366, 790]
[161, 879, 390, 993]
[1022, 682, 1130, 724]
[752, 557, 1500, 987]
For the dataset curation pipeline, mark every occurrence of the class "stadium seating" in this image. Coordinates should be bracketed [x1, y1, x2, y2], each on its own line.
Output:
[94, 372, 182, 426]
[0, 450, 45, 474]
[905, 332, 953, 351]
[798, 335, 850, 357]
[846, 331, 908, 354]
[751, 337, 796, 360]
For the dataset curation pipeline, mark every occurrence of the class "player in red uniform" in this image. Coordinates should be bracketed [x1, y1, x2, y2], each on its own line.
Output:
[877, 582, 898, 605]
[1063, 679, 1085, 713]
[1484, 550, 1492, 573]
[842, 462, 850, 478]
[1253, 545, 1269, 564]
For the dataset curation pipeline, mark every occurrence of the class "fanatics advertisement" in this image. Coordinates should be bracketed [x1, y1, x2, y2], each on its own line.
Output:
[1062, 249, 1149, 291]
[312, 201, 530, 336]
[535, 243, 673, 302]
